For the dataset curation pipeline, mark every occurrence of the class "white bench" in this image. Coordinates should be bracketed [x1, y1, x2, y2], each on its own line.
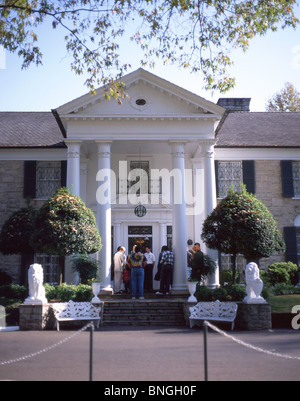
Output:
[189, 300, 238, 331]
[51, 301, 103, 331]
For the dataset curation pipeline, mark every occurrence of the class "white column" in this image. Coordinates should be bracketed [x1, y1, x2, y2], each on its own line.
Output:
[159, 223, 167, 248]
[191, 158, 205, 244]
[80, 160, 88, 203]
[96, 141, 113, 293]
[170, 141, 188, 294]
[201, 141, 220, 288]
[66, 140, 81, 196]
[113, 223, 121, 253]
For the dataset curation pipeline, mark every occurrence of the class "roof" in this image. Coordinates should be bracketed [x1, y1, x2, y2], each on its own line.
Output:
[56, 68, 225, 117]
[1, 104, 300, 150]
[0, 112, 66, 148]
[216, 112, 300, 148]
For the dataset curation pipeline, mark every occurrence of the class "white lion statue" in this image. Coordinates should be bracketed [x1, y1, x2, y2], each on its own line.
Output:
[25, 264, 47, 305]
[243, 262, 266, 304]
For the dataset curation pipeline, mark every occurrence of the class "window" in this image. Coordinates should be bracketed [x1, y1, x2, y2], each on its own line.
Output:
[293, 162, 300, 197]
[296, 228, 300, 262]
[129, 161, 150, 195]
[128, 226, 152, 236]
[135, 99, 147, 106]
[219, 253, 247, 277]
[118, 160, 162, 195]
[128, 226, 153, 253]
[34, 254, 61, 285]
[216, 160, 256, 198]
[36, 161, 62, 199]
[167, 226, 173, 251]
[24, 160, 67, 199]
[217, 161, 243, 198]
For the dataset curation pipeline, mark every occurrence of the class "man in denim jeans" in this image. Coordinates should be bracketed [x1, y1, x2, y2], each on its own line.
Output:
[156, 246, 174, 295]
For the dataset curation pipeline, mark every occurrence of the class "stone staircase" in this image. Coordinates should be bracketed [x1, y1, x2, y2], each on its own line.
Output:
[102, 297, 187, 327]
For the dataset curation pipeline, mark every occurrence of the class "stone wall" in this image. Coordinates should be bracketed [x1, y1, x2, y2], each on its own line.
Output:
[255, 160, 300, 269]
[235, 302, 272, 331]
[1, 159, 300, 282]
[0, 161, 26, 283]
[0, 161, 43, 283]
[256, 160, 300, 228]
[19, 303, 53, 331]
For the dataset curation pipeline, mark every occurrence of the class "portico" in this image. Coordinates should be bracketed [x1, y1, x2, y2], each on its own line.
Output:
[57, 68, 224, 293]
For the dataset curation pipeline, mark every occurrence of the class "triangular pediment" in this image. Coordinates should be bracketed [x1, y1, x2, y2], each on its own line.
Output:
[56, 68, 224, 119]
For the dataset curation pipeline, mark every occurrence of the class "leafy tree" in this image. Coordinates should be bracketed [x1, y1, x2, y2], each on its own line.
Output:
[266, 82, 300, 112]
[0, 206, 36, 255]
[0, 0, 298, 98]
[201, 185, 285, 284]
[31, 187, 102, 256]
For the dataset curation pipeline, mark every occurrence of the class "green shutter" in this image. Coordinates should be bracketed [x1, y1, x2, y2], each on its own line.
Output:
[215, 160, 219, 197]
[23, 161, 36, 199]
[281, 161, 294, 198]
[61, 161, 67, 187]
[242, 161, 256, 194]
[284, 227, 298, 264]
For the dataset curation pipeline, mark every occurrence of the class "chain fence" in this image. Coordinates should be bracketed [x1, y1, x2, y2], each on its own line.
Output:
[1, 320, 300, 383]
[205, 321, 300, 361]
[0, 322, 93, 367]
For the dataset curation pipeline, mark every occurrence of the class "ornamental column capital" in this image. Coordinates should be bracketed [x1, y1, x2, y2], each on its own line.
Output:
[65, 140, 82, 158]
[199, 140, 216, 158]
[169, 141, 187, 158]
[96, 140, 113, 158]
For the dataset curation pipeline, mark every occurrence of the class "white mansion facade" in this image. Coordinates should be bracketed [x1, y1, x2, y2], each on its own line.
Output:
[1, 68, 300, 290]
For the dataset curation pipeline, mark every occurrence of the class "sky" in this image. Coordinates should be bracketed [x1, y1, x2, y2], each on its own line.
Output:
[1, 3, 300, 112]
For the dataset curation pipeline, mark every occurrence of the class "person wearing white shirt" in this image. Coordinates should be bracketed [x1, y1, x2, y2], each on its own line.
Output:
[144, 246, 155, 292]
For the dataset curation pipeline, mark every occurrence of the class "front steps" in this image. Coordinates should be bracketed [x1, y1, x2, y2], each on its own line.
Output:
[101, 297, 187, 327]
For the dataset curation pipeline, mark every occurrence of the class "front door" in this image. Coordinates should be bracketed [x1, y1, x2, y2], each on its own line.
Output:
[128, 226, 153, 253]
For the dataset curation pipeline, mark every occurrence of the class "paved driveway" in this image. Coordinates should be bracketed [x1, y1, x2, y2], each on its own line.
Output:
[0, 326, 300, 382]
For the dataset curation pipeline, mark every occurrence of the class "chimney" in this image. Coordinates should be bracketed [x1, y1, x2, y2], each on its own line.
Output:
[217, 98, 251, 112]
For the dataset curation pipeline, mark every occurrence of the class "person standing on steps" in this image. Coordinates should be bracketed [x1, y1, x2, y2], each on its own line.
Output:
[144, 246, 155, 292]
[190, 242, 205, 283]
[113, 246, 126, 294]
[128, 245, 145, 300]
[156, 246, 174, 295]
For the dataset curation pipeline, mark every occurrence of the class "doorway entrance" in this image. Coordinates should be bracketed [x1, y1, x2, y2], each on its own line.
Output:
[128, 226, 153, 253]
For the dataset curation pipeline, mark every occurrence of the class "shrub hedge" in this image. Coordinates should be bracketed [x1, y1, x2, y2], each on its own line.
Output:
[195, 283, 246, 302]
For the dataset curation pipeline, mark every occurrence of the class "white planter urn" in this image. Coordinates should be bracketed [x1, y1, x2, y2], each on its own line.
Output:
[187, 281, 198, 303]
[91, 282, 101, 304]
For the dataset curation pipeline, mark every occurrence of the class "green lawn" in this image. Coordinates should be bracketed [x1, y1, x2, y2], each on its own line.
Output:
[268, 295, 300, 313]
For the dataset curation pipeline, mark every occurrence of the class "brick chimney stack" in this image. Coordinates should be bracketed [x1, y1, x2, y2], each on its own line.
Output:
[217, 98, 251, 112]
